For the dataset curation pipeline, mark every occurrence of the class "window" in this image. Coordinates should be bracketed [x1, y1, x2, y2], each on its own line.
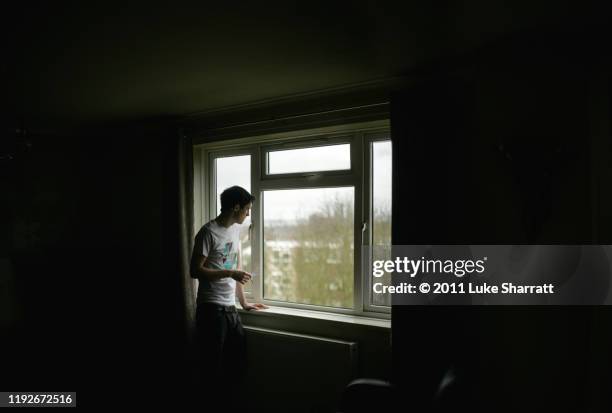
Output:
[267, 144, 351, 174]
[371, 141, 392, 307]
[213, 154, 253, 294]
[195, 120, 391, 318]
[263, 187, 354, 308]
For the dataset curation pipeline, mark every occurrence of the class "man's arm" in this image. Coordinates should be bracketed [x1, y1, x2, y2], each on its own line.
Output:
[236, 282, 248, 308]
[190, 254, 251, 284]
[235, 282, 268, 311]
[234, 236, 268, 310]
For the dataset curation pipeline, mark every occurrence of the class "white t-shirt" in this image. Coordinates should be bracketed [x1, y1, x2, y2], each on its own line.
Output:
[193, 220, 241, 306]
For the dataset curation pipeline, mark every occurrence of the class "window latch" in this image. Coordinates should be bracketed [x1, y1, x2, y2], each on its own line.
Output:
[361, 222, 368, 245]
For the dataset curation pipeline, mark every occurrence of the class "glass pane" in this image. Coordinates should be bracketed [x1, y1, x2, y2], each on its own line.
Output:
[263, 187, 354, 308]
[372, 141, 392, 307]
[215, 155, 253, 294]
[267, 144, 351, 174]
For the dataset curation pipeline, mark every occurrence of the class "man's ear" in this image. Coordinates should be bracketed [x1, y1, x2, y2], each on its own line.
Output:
[233, 204, 240, 212]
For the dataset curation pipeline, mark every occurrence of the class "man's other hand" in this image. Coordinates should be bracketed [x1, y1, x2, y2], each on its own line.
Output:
[242, 303, 269, 311]
[231, 270, 252, 284]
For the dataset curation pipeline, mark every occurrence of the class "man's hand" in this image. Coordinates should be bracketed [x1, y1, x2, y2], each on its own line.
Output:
[242, 303, 269, 311]
[231, 270, 252, 285]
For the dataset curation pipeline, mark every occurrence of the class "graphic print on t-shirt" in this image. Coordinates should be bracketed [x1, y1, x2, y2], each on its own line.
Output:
[222, 241, 237, 270]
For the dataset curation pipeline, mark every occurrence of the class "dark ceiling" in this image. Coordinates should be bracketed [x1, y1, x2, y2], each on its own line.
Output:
[5, 1, 607, 131]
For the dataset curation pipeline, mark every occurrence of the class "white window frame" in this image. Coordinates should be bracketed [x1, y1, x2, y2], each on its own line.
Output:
[193, 120, 391, 319]
[363, 133, 393, 312]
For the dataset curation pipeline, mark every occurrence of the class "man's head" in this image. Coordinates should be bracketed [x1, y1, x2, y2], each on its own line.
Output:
[220, 186, 255, 224]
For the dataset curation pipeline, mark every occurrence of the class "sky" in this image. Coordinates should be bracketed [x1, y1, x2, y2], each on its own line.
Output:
[215, 142, 391, 223]
[268, 144, 351, 174]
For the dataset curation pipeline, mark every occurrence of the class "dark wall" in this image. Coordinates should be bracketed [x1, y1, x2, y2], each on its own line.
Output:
[391, 28, 612, 412]
[1, 125, 193, 408]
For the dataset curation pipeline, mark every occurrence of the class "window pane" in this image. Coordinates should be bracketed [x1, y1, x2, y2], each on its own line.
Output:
[215, 155, 252, 293]
[263, 187, 354, 308]
[267, 144, 351, 174]
[372, 141, 392, 307]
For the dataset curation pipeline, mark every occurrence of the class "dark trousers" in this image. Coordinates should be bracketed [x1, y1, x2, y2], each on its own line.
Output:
[195, 303, 247, 406]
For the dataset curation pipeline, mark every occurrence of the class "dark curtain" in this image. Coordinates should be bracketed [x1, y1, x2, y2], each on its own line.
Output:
[176, 130, 198, 387]
[178, 131, 197, 328]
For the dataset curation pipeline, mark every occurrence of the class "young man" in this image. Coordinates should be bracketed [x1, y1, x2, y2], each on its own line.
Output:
[190, 185, 268, 402]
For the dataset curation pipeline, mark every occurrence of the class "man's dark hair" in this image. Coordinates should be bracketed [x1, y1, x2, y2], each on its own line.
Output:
[220, 186, 255, 212]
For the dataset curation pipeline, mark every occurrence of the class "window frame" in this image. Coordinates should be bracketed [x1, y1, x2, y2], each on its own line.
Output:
[194, 120, 391, 319]
[363, 133, 393, 313]
[262, 134, 353, 178]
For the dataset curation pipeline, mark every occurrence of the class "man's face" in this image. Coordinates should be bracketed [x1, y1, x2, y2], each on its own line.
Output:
[235, 202, 252, 224]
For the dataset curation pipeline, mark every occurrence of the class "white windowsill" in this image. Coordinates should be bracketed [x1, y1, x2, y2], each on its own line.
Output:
[238, 305, 391, 329]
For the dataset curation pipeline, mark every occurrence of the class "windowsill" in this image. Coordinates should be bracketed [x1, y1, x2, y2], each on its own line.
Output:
[238, 305, 391, 329]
